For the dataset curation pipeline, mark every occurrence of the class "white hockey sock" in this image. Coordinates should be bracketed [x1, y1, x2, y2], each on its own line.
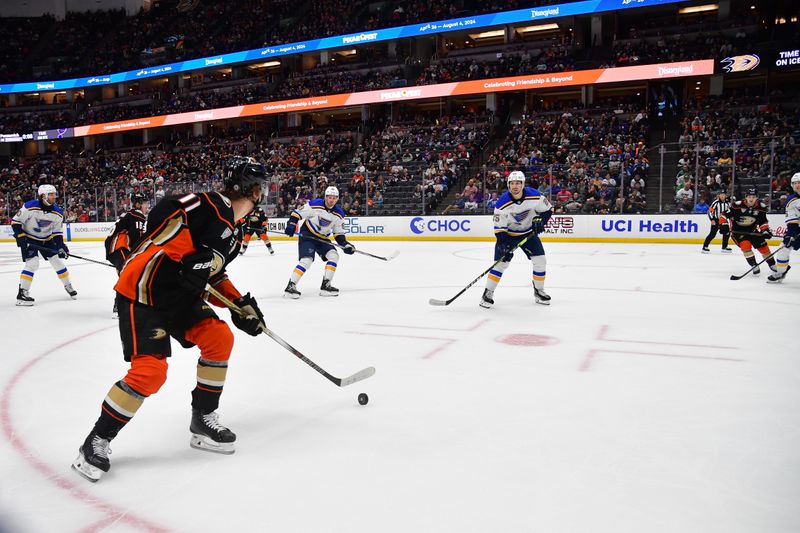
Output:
[48, 257, 71, 286]
[775, 247, 790, 273]
[324, 261, 337, 281]
[20, 256, 39, 291]
[290, 257, 313, 284]
[485, 261, 510, 292]
[531, 255, 546, 290]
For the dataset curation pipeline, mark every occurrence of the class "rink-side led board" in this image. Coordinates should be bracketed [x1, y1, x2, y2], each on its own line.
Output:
[2, 213, 787, 244]
[0, 0, 686, 95]
[0, 60, 714, 142]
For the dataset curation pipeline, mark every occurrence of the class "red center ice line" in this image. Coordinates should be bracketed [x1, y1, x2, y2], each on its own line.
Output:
[580, 325, 743, 371]
[0, 326, 172, 533]
[346, 319, 489, 358]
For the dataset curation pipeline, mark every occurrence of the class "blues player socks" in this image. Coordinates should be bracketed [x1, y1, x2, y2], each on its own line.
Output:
[532, 270, 546, 289]
[55, 267, 70, 285]
[19, 269, 34, 290]
[531, 256, 547, 290]
[485, 261, 510, 292]
[192, 358, 228, 412]
[290, 263, 307, 284]
[324, 261, 337, 281]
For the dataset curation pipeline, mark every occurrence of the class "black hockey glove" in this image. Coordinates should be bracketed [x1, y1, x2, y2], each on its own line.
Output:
[761, 229, 773, 240]
[179, 249, 215, 295]
[57, 243, 70, 259]
[785, 231, 799, 249]
[531, 216, 545, 235]
[231, 293, 264, 336]
[335, 234, 355, 254]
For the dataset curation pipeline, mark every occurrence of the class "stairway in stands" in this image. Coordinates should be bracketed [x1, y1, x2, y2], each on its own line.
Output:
[646, 117, 681, 213]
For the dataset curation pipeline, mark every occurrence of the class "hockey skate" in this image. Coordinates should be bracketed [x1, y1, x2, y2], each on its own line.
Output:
[479, 289, 494, 309]
[701, 247, 710, 254]
[767, 265, 791, 283]
[190, 409, 236, 455]
[721, 247, 733, 253]
[267, 245, 275, 255]
[534, 288, 551, 306]
[284, 281, 301, 299]
[65, 284, 77, 300]
[72, 432, 111, 482]
[752, 266, 761, 275]
[319, 279, 339, 297]
[16, 286, 34, 306]
[239, 243, 248, 256]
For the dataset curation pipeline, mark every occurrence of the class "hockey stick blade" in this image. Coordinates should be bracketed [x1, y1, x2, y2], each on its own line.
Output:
[360, 249, 400, 261]
[729, 245, 787, 281]
[205, 284, 376, 388]
[428, 298, 449, 306]
[338, 366, 376, 387]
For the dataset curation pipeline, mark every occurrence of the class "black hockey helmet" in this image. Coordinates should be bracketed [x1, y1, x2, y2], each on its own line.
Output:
[130, 193, 147, 207]
[745, 187, 758, 197]
[223, 156, 266, 201]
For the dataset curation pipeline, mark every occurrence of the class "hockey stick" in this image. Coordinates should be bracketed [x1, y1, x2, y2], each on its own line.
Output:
[729, 245, 787, 281]
[268, 230, 399, 262]
[205, 284, 376, 387]
[28, 242, 115, 268]
[429, 235, 531, 306]
[731, 230, 776, 239]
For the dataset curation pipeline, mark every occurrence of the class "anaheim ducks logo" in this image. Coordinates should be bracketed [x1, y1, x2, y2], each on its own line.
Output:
[149, 328, 168, 340]
[211, 249, 226, 276]
[721, 54, 760, 73]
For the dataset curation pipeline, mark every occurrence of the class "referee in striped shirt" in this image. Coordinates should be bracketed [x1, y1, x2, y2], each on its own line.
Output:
[702, 190, 732, 253]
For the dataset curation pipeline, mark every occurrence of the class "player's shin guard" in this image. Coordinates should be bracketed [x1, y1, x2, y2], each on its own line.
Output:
[48, 257, 76, 297]
[19, 255, 39, 291]
[95, 380, 148, 441]
[290, 257, 313, 284]
[531, 255, 550, 305]
[185, 320, 235, 454]
[480, 261, 509, 308]
[768, 247, 791, 282]
[485, 261, 510, 292]
[186, 319, 233, 413]
[191, 358, 229, 412]
[323, 261, 337, 281]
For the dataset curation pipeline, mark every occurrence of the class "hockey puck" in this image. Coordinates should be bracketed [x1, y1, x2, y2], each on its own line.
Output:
[357, 393, 369, 406]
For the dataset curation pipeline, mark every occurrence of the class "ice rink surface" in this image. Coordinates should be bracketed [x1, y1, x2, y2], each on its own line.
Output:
[0, 239, 797, 533]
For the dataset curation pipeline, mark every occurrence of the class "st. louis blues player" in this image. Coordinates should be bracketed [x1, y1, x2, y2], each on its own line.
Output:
[481, 171, 553, 308]
[12, 184, 76, 305]
[283, 186, 355, 298]
[768, 172, 800, 283]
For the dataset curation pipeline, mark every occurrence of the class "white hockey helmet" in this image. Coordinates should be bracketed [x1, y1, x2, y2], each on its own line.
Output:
[507, 170, 525, 186]
[791, 172, 800, 185]
[324, 186, 340, 199]
[38, 184, 57, 205]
